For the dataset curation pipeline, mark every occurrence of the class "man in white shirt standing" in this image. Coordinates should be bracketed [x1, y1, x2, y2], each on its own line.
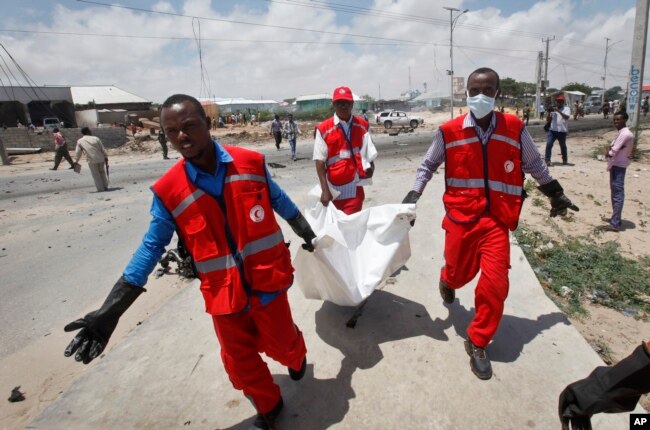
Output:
[544, 94, 572, 165]
[74, 127, 109, 192]
[313, 86, 377, 214]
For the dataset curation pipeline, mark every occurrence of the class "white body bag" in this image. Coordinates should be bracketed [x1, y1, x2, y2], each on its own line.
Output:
[293, 187, 416, 306]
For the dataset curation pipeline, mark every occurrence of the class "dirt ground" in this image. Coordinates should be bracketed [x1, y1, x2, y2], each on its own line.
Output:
[2, 111, 648, 426]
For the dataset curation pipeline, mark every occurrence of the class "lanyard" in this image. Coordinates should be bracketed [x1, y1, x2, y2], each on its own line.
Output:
[337, 120, 358, 168]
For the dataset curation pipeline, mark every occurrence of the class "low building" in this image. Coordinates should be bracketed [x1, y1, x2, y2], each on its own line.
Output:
[71, 85, 153, 127]
[408, 92, 447, 109]
[0, 86, 75, 128]
[215, 98, 278, 114]
[295, 93, 368, 111]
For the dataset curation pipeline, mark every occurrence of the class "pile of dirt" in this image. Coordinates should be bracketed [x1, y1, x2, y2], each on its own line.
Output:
[112, 137, 161, 155]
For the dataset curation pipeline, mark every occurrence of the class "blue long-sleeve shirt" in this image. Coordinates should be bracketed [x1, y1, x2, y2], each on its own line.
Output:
[123, 141, 299, 290]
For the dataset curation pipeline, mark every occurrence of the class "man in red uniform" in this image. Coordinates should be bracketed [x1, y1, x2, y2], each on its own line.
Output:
[63, 94, 317, 429]
[313, 86, 377, 215]
[403, 67, 579, 380]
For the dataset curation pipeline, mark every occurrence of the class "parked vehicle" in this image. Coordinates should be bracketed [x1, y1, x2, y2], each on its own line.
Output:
[583, 101, 602, 115]
[42, 117, 61, 131]
[375, 110, 392, 124]
[377, 110, 424, 129]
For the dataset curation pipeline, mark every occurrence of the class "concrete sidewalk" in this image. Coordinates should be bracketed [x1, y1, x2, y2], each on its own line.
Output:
[29, 153, 641, 429]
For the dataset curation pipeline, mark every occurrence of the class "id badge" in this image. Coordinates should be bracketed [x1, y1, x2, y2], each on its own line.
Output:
[340, 149, 351, 159]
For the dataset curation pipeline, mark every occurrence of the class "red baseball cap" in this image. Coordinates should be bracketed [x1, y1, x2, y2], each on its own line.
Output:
[556, 94, 565, 101]
[332, 86, 354, 102]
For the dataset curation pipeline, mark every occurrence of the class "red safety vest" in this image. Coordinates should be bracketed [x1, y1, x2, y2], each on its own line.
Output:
[316, 116, 369, 186]
[152, 146, 294, 315]
[440, 113, 525, 231]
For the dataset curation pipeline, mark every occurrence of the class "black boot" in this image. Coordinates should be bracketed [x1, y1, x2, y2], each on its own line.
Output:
[465, 339, 492, 380]
[439, 279, 455, 304]
[288, 357, 307, 381]
[251, 397, 283, 430]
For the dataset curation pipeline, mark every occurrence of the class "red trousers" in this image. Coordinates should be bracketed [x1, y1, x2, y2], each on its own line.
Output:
[211, 291, 307, 414]
[333, 186, 365, 215]
[440, 215, 511, 348]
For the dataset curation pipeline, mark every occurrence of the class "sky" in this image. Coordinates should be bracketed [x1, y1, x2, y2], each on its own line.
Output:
[0, 0, 646, 103]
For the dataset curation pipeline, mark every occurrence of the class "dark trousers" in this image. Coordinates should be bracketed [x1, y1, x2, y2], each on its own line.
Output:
[273, 131, 282, 149]
[609, 166, 626, 228]
[159, 140, 168, 159]
[545, 130, 568, 163]
[53, 145, 74, 169]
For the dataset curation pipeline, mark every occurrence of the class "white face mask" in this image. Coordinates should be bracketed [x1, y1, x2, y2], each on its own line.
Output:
[466, 93, 496, 119]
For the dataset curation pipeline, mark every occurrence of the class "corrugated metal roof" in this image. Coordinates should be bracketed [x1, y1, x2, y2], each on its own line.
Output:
[409, 92, 447, 102]
[296, 94, 331, 102]
[70, 86, 150, 105]
[296, 93, 363, 102]
[215, 98, 278, 106]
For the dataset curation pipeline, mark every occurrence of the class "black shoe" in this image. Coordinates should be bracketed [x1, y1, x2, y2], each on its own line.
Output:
[288, 357, 306, 381]
[464, 339, 492, 380]
[49, 167, 57, 170]
[439, 279, 455, 304]
[251, 397, 283, 430]
[600, 224, 620, 232]
[68, 165, 75, 169]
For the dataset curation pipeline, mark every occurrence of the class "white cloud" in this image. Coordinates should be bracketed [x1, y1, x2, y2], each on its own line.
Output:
[0, 0, 644, 102]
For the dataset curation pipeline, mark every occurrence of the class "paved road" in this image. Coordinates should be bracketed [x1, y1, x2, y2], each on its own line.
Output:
[0, 113, 633, 358]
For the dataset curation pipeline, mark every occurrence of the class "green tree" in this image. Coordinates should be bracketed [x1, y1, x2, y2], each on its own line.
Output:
[499, 77, 520, 98]
[561, 82, 592, 94]
[605, 86, 624, 101]
[519, 82, 537, 96]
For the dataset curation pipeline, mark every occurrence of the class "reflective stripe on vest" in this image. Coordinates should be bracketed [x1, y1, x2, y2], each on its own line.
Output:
[321, 125, 338, 140]
[225, 173, 267, 184]
[194, 229, 284, 274]
[172, 189, 206, 218]
[446, 177, 522, 197]
[326, 146, 360, 166]
[488, 180, 522, 196]
[491, 133, 521, 149]
[445, 136, 480, 149]
[169, 174, 267, 218]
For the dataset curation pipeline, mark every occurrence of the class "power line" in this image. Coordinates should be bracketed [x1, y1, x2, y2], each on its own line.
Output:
[0, 28, 428, 46]
[75, 0, 432, 45]
[268, 0, 555, 40]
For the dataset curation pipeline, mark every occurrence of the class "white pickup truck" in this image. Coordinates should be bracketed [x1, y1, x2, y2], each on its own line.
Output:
[376, 110, 424, 129]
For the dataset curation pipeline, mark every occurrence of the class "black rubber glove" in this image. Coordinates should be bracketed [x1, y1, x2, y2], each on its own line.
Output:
[288, 212, 316, 252]
[64, 277, 145, 364]
[402, 190, 421, 205]
[402, 191, 421, 226]
[537, 179, 580, 217]
[558, 342, 650, 430]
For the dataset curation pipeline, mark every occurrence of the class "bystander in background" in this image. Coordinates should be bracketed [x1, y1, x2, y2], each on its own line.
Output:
[49, 127, 75, 171]
[74, 127, 109, 192]
[601, 112, 634, 232]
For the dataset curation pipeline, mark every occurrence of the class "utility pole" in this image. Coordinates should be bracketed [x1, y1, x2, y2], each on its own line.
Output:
[443, 6, 469, 120]
[602, 37, 611, 108]
[536, 51, 543, 118]
[378, 83, 381, 101]
[0, 136, 9, 165]
[542, 36, 555, 101]
[626, 0, 649, 147]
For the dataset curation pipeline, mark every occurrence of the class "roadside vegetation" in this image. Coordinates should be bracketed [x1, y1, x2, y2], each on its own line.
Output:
[515, 224, 650, 319]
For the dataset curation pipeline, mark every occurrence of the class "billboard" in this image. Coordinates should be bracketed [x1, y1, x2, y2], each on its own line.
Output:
[452, 77, 465, 100]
